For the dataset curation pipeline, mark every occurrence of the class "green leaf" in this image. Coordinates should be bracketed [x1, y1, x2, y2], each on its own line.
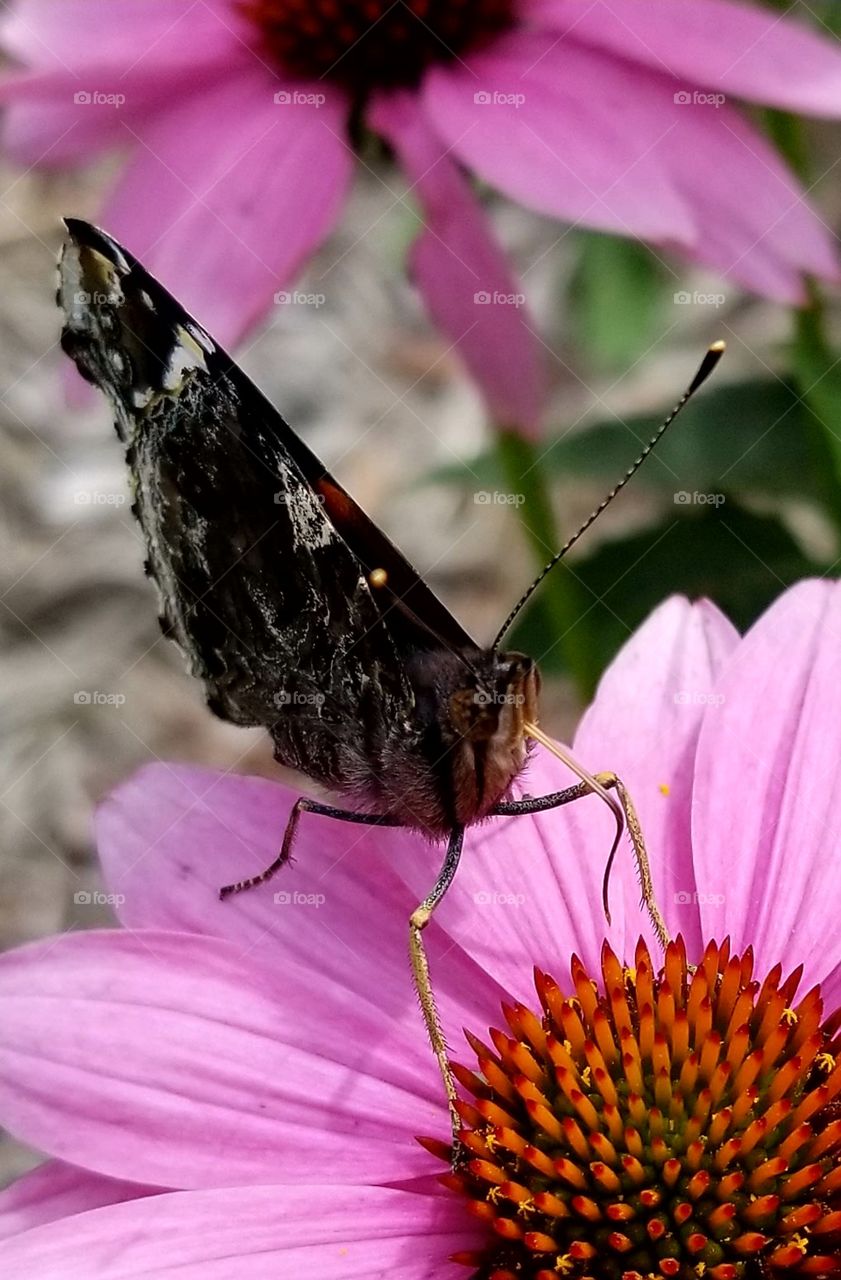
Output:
[508, 504, 826, 687]
[430, 377, 839, 515]
[540, 378, 838, 506]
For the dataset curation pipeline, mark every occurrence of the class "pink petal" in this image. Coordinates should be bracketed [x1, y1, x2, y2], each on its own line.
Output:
[692, 580, 841, 991]
[97, 765, 508, 1040]
[0, 0, 241, 71]
[104, 754, 624, 1015]
[426, 27, 838, 300]
[101, 758, 647, 1047]
[0, 1184, 479, 1278]
[370, 90, 546, 435]
[423, 30, 694, 243]
[0, 1161, 157, 1241]
[823, 960, 841, 1017]
[101, 73, 353, 348]
[655, 98, 840, 301]
[570, 597, 739, 960]
[0, 64, 244, 166]
[533, 0, 841, 118]
[0, 2, 252, 164]
[0, 930, 443, 1187]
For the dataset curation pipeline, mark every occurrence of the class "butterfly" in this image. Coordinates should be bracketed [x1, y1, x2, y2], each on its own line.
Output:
[59, 218, 723, 1135]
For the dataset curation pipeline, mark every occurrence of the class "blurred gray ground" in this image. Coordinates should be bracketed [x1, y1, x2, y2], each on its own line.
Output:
[0, 156, 822, 1186]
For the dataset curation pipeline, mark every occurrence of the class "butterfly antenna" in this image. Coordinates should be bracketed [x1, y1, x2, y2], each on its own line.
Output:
[492, 341, 726, 650]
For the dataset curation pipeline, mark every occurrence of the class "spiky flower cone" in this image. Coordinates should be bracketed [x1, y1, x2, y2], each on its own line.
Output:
[436, 939, 841, 1280]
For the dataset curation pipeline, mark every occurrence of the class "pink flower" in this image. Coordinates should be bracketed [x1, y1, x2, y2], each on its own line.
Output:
[3, 2, 841, 434]
[2, 582, 841, 1276]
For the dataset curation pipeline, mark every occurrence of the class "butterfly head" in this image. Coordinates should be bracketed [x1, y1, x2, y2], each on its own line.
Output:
[400, 647, 539, 827]
[448, 649, 540, 823]
[448, 651, 540, 744]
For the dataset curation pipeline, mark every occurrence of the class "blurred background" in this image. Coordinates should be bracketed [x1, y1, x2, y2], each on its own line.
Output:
[2, 0, 841, 1184]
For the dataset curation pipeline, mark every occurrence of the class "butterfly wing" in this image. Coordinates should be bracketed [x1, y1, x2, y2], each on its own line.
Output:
[59, 220, 475, 791]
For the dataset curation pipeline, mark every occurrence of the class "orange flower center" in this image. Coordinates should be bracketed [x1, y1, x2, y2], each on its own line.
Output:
[427, 938, 841, 1280]
[244, 0, 515, 92]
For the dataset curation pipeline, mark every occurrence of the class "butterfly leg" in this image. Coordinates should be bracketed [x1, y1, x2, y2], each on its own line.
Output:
[409, 826, 465, 1152]
[492, 773, 670, 949]
[219, 798, 403, 899]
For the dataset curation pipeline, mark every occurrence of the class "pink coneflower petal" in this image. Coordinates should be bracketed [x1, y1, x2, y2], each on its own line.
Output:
[533, 0, 841, 117]
[370, 90, 546, 434]
[0, 1161, 158, 1241]
[96, 765, 508, 1035]
[0, 0, 240, 70]
[100, 753, 622, 1023]
[0, 0, 248, 165]
[426, 27, 839, 300]
[0, 1185, 478, 1278]
[570, 596, 738, 957]
[653, 99, 841, 301]
[0, 64, 243, 166]
[0, 930, 444, 1187]
[101, 74, 353, 348]
[423, 30, 695, 243]
[693, 579, 841, 999]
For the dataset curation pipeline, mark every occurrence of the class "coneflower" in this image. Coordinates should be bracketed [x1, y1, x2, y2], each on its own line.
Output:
[0, 584, 840, 1279]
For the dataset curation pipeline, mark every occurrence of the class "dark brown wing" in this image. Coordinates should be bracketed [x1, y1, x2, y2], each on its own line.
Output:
[58, 219, 475, 788]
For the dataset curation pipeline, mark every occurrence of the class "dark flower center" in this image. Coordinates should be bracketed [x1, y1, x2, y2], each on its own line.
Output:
[244, 0, 515, 92]
[426, 938, 841, 1279]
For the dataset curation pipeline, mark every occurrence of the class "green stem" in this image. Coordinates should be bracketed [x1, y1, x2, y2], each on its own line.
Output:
[792, 292, 841, 539]
[495, 429, 597, 696]
[761, 103, 841, 540]
[764, 108, 811, 178]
